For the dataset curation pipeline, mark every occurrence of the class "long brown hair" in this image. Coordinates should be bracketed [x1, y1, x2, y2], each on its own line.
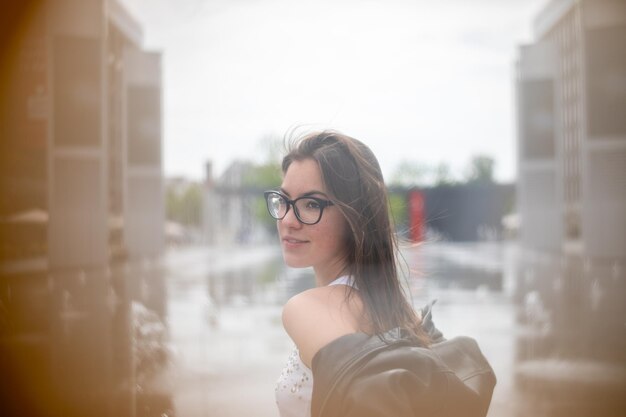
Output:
[282, 131, 428, 345]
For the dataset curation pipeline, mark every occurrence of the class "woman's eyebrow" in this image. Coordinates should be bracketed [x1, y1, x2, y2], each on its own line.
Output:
[279, 187, 329, 198]
[302, 190, 329, 198]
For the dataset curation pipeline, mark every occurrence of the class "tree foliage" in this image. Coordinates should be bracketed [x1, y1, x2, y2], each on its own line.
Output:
[166, 182, 202, 227]
[244, 163, 282, 233]
[434, 162, 455, 186]
[385, 155, 496, 228]
[388, 192, 408, 234]
[243, 135, 284, 233]
[465, 155, 495, 183]
[389, 160, 431, 188]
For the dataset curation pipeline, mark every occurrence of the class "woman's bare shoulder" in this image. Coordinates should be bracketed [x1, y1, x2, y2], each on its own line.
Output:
[282, 285, 363, 367]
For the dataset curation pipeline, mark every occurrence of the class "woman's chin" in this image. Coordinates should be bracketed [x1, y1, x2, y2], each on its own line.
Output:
[282, 253, 310, 269]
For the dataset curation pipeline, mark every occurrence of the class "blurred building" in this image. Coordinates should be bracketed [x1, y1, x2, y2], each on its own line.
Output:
[164, 176, 203, 245]
[203, 160, 264, 245]
[516, 0, 625, 413]
[0, 1, 164, 416]
[201, 161, 217, 244]
[517, 0, 626, 257]
[418, 183, 515, 242]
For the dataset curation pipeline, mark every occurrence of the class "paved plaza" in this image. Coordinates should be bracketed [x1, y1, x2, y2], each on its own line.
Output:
[158, 242, 524, 417]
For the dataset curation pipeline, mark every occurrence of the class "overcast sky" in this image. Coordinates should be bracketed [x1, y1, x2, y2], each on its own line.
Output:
[121, 0, 547, 182]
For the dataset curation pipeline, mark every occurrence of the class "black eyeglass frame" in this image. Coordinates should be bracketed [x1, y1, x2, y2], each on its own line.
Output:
[263, 191, 334, 225]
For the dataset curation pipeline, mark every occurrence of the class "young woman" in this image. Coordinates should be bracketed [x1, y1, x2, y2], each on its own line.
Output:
[266, 131, 495, 417]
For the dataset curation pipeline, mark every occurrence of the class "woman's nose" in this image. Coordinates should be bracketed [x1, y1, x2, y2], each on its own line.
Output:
[281, 206, 302, 228]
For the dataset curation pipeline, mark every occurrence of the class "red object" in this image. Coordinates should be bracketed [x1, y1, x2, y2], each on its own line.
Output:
[408, 190, 425, 242]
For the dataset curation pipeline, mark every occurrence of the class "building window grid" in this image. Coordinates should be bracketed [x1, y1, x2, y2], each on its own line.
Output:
[571, 8, 582, 205]
[107, 24, 128, 216]
[550, 9, 582, 208]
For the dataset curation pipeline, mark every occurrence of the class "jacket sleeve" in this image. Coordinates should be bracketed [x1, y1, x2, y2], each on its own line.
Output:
[312, 331, 496, 417]
[336, 368, 450, 417]
[331, 364, 489, 417]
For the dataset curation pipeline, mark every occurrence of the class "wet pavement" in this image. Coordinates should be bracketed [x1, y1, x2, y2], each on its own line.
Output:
[158, 241, 524, 417]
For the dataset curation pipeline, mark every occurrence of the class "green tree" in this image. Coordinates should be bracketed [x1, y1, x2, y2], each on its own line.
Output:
[244, 164, 282, 234]
[388, 192, 408, 233]
[165, 182, 203, 227]
[179, 183, 202, 226]
[465, 155, 495, 183]
[165, 187, 180, 222]
[244, 135, 284, 233]
[389, 160, 432, 188]
[243, 163, 282, 190]
[434, 162, 455, 186]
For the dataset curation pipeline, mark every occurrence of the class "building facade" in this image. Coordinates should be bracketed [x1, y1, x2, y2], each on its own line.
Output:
[515, 0, 625, 412]
[518, 0, 626, 257]
[202, 160, 268, 245]
[0, 1, 164, 416]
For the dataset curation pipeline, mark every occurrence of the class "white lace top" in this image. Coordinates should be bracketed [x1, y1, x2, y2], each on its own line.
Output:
[275, 275, 355, 417]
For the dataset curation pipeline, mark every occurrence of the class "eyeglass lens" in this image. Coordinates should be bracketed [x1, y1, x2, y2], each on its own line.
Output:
[267, 193, 323, 224]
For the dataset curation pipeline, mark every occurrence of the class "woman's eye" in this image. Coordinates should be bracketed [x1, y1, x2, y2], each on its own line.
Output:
[305, 200, 321, 210]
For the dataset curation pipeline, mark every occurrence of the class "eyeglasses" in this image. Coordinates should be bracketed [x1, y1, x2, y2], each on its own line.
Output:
[263, 191, 334, 225]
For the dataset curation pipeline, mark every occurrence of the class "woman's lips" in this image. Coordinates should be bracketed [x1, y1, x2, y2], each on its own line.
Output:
[282, 237, 308, 249]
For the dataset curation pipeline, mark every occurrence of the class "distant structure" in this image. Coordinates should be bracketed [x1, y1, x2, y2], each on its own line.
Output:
[0, 1, 164, 416]
[202, 161, 217, 244]
[417, 183, 515, 242]
[517, 0, 626, 257]
[515, 0, 625, 413]
[203, 160, 266, 245]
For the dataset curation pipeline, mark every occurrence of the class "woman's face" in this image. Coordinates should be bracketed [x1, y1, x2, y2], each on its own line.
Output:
[278, 158, 348, 283]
